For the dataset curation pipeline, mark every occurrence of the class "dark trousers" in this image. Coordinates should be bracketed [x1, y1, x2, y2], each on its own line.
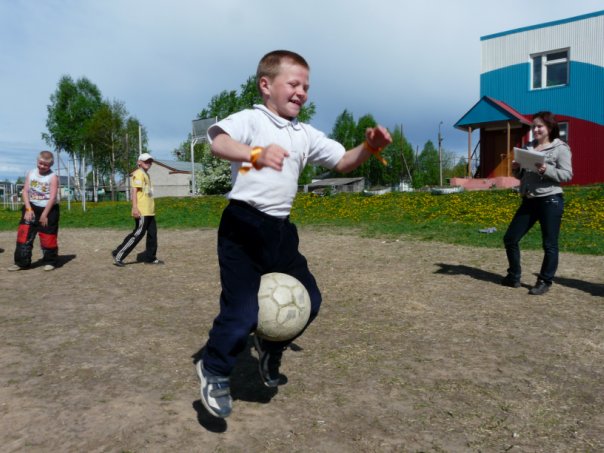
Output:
[202, 200, 322, 377]
[14, 204, 60, 267]
[113, 215, 158, 262]
[503, 194, 564, 284]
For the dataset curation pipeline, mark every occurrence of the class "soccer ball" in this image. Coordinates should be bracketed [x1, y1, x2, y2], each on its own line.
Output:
[256, 272, 311, 341]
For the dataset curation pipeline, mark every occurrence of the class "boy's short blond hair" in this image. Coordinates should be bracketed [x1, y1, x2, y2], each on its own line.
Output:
[256, 50, 309, 93]
[38, 150, 54, 165]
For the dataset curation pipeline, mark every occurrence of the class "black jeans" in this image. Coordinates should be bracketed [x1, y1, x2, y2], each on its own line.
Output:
[503, 194, 564, 284]
[112, 215, 158, 262]
[202, 200, 322, 377]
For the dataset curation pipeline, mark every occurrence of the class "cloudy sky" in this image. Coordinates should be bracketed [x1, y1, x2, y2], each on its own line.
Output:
[1, 0, 602, 181]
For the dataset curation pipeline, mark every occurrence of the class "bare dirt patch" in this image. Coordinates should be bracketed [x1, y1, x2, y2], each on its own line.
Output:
[0, 228, 602, 452]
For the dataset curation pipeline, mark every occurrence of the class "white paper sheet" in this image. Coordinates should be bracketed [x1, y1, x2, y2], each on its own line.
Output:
[513, 147, 545, 171]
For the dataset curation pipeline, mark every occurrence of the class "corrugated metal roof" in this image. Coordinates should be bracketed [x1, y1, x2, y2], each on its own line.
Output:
[455, 96, 531, 130]
[481, 9, 604, 41]
[154, 160, 203, 173]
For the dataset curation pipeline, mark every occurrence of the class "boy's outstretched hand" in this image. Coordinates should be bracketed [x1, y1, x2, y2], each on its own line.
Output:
[364, 126, 393, 166]
[334, 125, 393, 173]
[365, 126, 393, 150]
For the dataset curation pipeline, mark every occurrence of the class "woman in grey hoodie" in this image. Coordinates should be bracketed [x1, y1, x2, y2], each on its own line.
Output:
[501, 111, 573, 295]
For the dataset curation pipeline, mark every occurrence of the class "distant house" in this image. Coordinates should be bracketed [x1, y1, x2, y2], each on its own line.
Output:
[147, 160, 203, 198]
[455, 10, 604, 187]
[304, 177, 365, 194]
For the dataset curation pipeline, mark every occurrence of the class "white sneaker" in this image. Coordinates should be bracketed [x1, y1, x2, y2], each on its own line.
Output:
[7, 264, 23, 272]
[43, 264, 55, 271]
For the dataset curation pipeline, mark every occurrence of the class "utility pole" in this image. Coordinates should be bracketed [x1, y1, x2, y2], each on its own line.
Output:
[125, 133, 130, 202]
[438, 121, 444, 187]
[399, 124, 412, 187]
[138, 124, 142, 155]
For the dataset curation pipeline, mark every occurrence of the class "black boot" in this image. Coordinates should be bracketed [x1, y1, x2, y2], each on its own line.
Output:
[529, 279, 551, 295]
[501, 274, 520, 288]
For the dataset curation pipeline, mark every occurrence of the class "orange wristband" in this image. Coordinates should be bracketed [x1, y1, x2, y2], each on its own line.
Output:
[250, 147, 263, 170]
[25, 207, 33, 212]
[239, 147, 264, 174]
[364, 141, 387, 166]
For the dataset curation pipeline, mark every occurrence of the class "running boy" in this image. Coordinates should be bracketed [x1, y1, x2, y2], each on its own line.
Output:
[112, 153, 164, 266]
[8, 150, 59, 272]
[196, 50, 392, 418]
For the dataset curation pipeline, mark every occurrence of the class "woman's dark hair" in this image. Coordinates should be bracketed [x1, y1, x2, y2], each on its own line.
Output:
[533, 111, 560, 140]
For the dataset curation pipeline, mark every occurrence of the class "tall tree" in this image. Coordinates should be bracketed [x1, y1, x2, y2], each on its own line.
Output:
[381, 125, 414, 187]
[330, 110, 357, 149]
[355, 114, 383, 185]
[332, 112, 387, 186]
[84, 100, 129, 200]
[414, 140, 440, 187]
[330, 109, 404, 186]
[43, 75, 102, 195]
[43, 77, 103, 155]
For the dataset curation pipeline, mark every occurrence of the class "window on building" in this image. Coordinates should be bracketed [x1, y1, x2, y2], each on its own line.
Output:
[558, 122, 568, 143]
[531, 49, 569, 89]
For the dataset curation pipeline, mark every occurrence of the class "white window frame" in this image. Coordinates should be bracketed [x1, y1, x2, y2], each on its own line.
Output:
[530, 48, 570, 89]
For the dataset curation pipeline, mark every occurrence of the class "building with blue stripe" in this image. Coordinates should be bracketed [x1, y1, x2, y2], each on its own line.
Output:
[455, 10, 604, 186]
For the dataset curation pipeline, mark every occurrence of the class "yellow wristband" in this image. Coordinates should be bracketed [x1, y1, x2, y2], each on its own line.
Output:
[25, 208, 33, 212]
[364, 141, 387, 166]
[250, 147, 263, 170]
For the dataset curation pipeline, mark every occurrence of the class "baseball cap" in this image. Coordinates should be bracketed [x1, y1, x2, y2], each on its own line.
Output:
[138, 152, 154, 162]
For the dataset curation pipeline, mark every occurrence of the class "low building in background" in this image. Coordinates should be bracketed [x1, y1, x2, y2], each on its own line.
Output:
[148, 160, 203, 198]
[303, 177, 365, 195]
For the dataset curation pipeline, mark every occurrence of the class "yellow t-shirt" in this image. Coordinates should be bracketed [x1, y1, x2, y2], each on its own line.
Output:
[131, 168, 154, 216]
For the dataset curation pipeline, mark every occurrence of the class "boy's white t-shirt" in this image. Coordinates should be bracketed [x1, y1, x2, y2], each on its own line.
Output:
[28, 169, 55, 207]
[207, 104, 346, 217]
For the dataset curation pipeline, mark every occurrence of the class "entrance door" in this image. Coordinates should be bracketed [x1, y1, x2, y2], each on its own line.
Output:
[480, 127, 526, 178]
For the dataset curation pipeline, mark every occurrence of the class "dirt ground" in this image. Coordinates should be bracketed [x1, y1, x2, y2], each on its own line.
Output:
[0, 228, 602, 453]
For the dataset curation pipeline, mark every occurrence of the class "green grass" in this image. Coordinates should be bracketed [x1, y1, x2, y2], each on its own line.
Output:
[1, 185, 602, 255]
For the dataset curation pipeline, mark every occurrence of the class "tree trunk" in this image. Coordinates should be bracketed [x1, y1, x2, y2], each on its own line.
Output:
[110, 136, 117, 202]
[72, 155, 81, 200]
[92, 146, 98, 203]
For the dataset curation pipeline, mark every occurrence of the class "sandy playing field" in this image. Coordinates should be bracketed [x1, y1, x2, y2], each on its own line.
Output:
[1, 228, 602, 452]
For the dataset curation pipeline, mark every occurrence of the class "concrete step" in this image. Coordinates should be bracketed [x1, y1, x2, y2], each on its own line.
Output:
[449, 177, 519, 191]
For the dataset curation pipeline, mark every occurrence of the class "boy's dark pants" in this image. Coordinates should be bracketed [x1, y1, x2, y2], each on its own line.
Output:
[202, 200, 322, 377]
[112, 215, 158, 262]
[14, 204, 60, 267]
[503, 194, 564, 284]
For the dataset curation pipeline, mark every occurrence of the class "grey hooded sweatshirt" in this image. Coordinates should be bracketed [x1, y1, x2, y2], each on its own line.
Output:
[513, 138, 573, 198]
